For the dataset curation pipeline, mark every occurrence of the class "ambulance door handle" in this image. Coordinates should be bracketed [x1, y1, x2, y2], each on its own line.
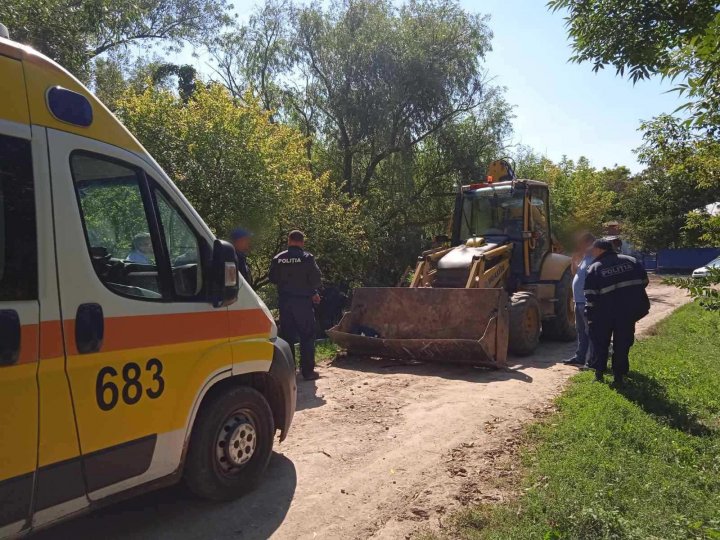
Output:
[75, 303, 104, 354]
[0, 310, 21, 366]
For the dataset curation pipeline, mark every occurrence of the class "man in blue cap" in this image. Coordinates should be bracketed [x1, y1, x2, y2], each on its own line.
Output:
[230, 227, 253, 286]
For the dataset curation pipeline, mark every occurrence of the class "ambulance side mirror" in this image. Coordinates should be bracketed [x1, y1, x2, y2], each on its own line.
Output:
[210, 239, 239, 307]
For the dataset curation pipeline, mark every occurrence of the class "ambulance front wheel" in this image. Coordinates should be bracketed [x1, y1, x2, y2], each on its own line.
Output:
[185, 386, 275, 500]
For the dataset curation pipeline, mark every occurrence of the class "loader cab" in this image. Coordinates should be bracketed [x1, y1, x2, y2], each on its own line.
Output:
[452, 180, 552, 280]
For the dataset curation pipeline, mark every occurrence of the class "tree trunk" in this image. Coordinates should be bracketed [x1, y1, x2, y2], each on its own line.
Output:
[343, 148, 353, 196]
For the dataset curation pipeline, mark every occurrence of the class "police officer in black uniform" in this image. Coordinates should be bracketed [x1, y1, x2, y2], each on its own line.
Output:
[584, 239, 650, 385]
[269, 230, 323, 380]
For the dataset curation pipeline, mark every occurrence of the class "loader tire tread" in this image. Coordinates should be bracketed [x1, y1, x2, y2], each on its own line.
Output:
[542, 269, 577, 342]
[508, 292, 541, 356]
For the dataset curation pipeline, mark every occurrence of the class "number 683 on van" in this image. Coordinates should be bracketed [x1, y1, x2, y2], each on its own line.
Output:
[95, 358, 165, 411]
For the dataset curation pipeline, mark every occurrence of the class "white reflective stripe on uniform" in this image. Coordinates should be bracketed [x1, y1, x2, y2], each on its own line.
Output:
[584, 278, 649, 296]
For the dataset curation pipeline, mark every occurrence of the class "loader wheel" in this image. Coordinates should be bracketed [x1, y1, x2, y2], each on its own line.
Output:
[542, 269, 577, 341]
[508, 292, 541, 356]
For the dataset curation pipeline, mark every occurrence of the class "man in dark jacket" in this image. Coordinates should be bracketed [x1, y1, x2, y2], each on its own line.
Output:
[584, 239, 650, 385]
[269, 230, 323, 380]
[230, 228, 253, 287]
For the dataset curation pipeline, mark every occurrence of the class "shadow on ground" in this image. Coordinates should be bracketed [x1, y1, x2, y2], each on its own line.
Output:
[329, 340, 578, 385]
[619, 372, 713, 436]
[32, 453, 297, 540]
[330, 354, 534, 383]
[296, 377, 326, 411]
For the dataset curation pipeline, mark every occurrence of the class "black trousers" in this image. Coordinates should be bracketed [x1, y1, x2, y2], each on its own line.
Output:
[279, 296, 316, 377]
[588, 314, 636, 376]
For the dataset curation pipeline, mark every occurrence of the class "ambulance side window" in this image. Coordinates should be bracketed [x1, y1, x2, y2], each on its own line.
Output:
[154, 188, 203, 298]
[71, 153, 164, 300]
[0, 134, 37, 301]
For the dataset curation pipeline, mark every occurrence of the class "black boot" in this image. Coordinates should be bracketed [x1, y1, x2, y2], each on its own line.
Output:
[594, 370, 604, 382]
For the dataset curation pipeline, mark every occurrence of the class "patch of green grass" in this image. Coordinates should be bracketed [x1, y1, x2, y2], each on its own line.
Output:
[315, 339, 338, 363]
[441, 303, 720, 540]
[290, 339, 338, 368]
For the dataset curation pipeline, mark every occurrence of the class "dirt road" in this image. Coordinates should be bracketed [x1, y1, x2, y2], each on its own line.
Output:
[38, 279, 688, 540]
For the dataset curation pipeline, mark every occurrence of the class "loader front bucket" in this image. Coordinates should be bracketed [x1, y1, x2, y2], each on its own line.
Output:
[327, 287, 509, 368]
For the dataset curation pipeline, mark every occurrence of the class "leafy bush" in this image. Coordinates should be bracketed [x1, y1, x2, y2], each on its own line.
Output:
[117, 83, 369, 294]
[665, 268, 720, 311]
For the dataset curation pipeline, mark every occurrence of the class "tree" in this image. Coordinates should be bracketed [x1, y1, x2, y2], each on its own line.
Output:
[619, 115, 720, 251]
[207, 0, 513, 285]
[684, 210, 720, 247]
[358, 101, 513, 285]
[117, 83, 368, 293]
[511, 148, 628, 244]
[547, 0, 720, 129]
[92, 57, 128, 110]
[294, 0, 494, 196]
[152, 63, 198, 101]
[211, 0, 295, 113]
[0, 0, 231, 80]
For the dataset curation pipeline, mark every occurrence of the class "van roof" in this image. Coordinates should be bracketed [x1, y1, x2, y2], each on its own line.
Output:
[0, 36, 144, 154]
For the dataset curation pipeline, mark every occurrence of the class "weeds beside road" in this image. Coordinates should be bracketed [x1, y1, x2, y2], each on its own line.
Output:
[438, 303, 720, 540]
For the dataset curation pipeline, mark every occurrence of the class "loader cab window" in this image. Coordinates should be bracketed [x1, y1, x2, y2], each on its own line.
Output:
[529, 186, 550, 273]
[71, 153, 164, 300]
[459, 186, 524, 242]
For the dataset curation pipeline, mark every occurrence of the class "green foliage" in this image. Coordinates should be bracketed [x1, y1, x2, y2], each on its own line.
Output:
[293, 0, 494, 196]
[212, 0, 295, 112]
[668, 11, 720, 133]
[512, 148, 630, 245]
[548, 0, 717, 80]
[315, 340, 338, 364]
[665, 269, 720, 312]
[625, 115, 720, 251]
[0, 0, 230, 79]
[437, 303, 720, 539]
[685, 211, 720, 247]
[117, 83, 368, 293]
[359, 99, 512, 285]
[205, 0, 515, 285]
[548, 0, 720, 130]
[546, 2, 720, 252]
[92, 58, 128, 110]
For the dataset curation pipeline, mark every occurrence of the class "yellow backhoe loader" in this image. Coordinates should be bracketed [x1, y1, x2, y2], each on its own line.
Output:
[327, 160, 576, 368]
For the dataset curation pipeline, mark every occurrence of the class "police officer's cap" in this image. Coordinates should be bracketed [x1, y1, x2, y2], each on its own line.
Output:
[592, 238, 614, 251]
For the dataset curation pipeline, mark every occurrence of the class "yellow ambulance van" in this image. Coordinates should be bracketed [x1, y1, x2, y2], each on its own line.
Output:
[0, 28, 296, 537]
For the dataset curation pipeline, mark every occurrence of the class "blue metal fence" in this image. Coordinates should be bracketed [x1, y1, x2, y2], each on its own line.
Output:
[656, 248, 720, 273]
[640, 253, 657, 271]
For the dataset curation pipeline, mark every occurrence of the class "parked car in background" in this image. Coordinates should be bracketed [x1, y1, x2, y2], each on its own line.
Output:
[692, 256, 720, 278]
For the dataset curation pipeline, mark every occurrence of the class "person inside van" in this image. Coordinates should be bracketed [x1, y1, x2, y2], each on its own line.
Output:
[127, 232, 154, 264]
